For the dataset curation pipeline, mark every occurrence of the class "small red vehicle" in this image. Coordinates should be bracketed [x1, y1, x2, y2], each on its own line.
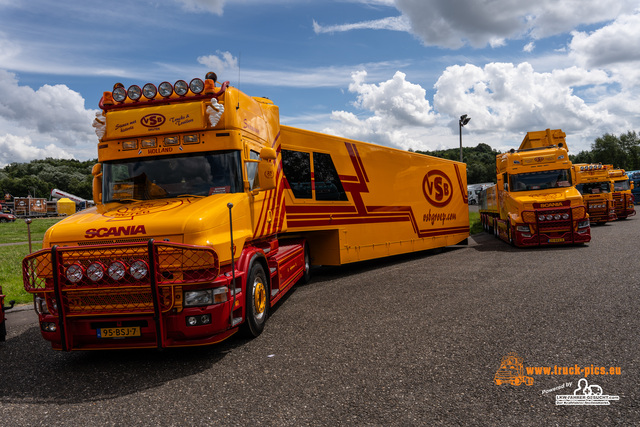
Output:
[0, 285, 15, 342]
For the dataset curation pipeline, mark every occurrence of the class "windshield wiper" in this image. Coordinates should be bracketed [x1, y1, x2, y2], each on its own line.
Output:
[176, 194, 206, 198]
[116, 198, 145, 203]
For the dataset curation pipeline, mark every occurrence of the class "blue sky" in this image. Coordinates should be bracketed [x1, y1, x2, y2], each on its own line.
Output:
[1, 0, 640, 166]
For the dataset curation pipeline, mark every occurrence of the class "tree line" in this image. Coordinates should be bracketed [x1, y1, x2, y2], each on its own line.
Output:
[0, 130, 637, 197]
[0, 158, 96, 201]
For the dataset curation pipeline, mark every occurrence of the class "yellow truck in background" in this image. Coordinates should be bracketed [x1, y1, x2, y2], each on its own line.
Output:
[572, 164, 617, 224]
[22, 72, 469, 351]
[479, 129, 590, 246]
[608, 168, 636, 220]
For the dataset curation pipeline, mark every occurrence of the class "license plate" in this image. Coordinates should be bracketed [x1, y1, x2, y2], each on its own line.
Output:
[549, 238, 564, 243]
[97, 327, 141, 338]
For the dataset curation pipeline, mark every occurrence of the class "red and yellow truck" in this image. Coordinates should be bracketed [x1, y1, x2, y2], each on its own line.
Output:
[608, 168, 635, 220]
[479, 129, 590, 246]
[572, 164, 617, 224]
[22, 73, 469, 351]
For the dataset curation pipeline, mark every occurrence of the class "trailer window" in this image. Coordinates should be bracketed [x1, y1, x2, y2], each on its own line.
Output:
[509, 169, 572, 192]
[282, 149, 312, 199]
[313, 152, 348, 201]
[102, 150, 243, 202]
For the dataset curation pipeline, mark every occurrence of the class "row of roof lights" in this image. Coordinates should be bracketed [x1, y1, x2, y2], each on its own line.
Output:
[111, 72, 218, 103]
[121, 134, 200, 150]
[580, 164, 606, 171]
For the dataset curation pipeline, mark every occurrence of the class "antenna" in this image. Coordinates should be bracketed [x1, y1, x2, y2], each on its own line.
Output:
[236, 51, 241, 110]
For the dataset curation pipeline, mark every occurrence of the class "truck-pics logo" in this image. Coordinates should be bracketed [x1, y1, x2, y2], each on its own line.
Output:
[141, 113, 166, 128]
[422, 170, 453, 207]
[494, 352, 534, 386]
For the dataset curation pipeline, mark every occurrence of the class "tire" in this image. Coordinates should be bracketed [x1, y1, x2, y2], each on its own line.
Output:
[0, 320, 6, 342]
[299, 243, 311, 285]
[243, 262, 269, 338]
[0, 218, 6, 223]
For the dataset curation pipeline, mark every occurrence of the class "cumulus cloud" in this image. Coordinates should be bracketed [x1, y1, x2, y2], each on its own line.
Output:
[324, 71, 438, 148]
[0, 70, 96, 166]
[197, 51, 239, 76]
[433, 62, 616, 136]
[569, 11, 640, 69]
[0, 134, 74, 168]
[175, 0, 226, 15]
[316, 1, 639, 49]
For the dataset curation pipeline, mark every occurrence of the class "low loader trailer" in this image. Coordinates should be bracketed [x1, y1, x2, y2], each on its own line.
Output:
[22, 73, 469, 351]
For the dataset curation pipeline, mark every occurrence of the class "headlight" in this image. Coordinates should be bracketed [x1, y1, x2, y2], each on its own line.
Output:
[107, 261, 126, 280]
[184, 287, 228, 307]
[34, 296, 50, 314]
[516, 225, 529, 232]
[66, 263, 84, 283]
[578, 219, 590, 228]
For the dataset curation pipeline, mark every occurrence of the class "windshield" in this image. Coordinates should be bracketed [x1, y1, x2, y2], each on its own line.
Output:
[102, 151, 243, 202]
[576, 181, 611, 195]
[613, 180, 630, 191]
[508, 169, 572, 192]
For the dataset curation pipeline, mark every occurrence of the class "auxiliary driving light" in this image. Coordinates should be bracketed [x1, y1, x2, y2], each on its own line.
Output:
[107, 261, 126, 281]
[186, 314, 212, 327]
[41, 322, 57, 332]
[158, 81, 173, 97]
[546, 214, 553, 221]
[66, 263, 84, 283]
[87, 262, 105, 282]
[112, 86, 127, 102]
[142, 83, 157, 99]
[129, 259, 149, 280]
[189, 78, 205, 94]
[174, 80, 189, 96]
[127, 85, 142, 101]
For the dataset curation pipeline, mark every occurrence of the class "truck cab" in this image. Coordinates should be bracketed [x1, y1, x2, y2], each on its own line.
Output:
[572, 164, 617, 224]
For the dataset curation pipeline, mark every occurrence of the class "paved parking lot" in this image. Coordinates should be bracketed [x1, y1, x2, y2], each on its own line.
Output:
[1, 218, 638, 425]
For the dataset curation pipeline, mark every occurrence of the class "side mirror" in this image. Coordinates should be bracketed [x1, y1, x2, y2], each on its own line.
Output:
[92, 163, 102, 205]
[256, 161, 276, 192]
[260, 147, 277, 161]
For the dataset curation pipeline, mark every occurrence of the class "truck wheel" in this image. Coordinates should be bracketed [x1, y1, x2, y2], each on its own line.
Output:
[300, 244, 311, 284]
[243, 262, 269, 337]
[0, 320, 6, 342]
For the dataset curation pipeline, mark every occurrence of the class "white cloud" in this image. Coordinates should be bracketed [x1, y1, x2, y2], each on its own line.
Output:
[569, 11, 640, 69]
[197, 51, 239, 76]
[316, 1, 639, 49]
[0, 134, 74, 168]
[313, 16, 411, 34]
[0, 70, 97, 167]
[433, 62, 616, 136]
[174, 0, 226, 15]
[323, 71, 438, 148]
[523, 42, 535, 53]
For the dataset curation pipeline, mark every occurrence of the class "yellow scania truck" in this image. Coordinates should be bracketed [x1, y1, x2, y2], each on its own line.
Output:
[608, 168, 636, 220]
[22, 73, 469, 351]
[479, 129, 590, 246]
[572, 164, 617, 224]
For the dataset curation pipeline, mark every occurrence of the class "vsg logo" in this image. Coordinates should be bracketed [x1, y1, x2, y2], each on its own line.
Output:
[422, 169, 454, 207]
[141, 113, 166, 128]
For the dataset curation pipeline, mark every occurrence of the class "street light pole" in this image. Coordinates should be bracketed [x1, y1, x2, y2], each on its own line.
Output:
[459, 114, 471, 163]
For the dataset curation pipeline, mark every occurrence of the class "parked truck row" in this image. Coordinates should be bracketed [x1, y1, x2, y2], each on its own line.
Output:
[14, 73, 634, 351]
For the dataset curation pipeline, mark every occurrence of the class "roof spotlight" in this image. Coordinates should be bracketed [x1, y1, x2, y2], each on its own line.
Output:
[190, 78, 205, 94]
[205, 71, 217, 83]
[142, 83, 157, 99]
[127, 85, 142, 101]
[174, 80, 189, 96]
[112, 86, 127, 102]
[158, 82, 173, 98]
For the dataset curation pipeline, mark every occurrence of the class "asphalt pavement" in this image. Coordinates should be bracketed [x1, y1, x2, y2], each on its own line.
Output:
[1, 217, 638, 426]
